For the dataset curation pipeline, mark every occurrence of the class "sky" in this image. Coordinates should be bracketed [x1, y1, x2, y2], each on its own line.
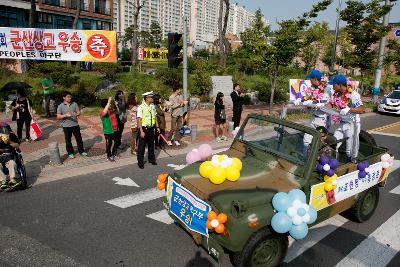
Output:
[234, 0, 400, 30]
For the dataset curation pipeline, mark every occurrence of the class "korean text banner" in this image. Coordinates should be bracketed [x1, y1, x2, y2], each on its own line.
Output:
[0, 27, 117, 62]
[138, 48, 168, 62]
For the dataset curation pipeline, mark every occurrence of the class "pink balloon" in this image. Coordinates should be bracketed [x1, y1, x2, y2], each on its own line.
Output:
[186, 151, 202, 164]
[198, 144, 213, 160]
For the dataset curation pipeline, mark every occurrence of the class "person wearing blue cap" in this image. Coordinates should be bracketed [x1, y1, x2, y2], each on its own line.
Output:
[299, 69, 330, 156]
[330, 74, 365, 163]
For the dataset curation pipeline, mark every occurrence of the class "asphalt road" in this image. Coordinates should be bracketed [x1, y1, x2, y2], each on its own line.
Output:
[1, 112, 399, 267]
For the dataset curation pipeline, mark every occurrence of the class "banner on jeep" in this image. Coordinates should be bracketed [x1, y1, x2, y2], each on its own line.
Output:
[310, 161, 392, 211]
[0, 27, 117, 62]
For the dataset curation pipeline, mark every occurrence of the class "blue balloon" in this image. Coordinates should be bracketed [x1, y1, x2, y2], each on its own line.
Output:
[297, 208, 306, 216]
[316, 164, 324, 173]
[319, 155, 329, 165]
[289, 222, 309, 240]
[271, 212, 292, 234]
[308, 206, 317, 224]
[288, 189, 306, 203]
[272, 192, 292, 212]
[327, 169, 335, 177]
[359, 170, 367, 178]
[329, 159, 339, 170]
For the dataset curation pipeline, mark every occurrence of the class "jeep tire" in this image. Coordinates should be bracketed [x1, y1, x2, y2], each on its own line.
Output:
[230, 227, 288, 267]
[350, 186, 379, 223]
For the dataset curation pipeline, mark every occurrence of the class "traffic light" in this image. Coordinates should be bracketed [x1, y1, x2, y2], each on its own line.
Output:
[168, 33, 183, 68]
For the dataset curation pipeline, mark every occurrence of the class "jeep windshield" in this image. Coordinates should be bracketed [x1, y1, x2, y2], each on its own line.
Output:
[236, 116, 313, 165]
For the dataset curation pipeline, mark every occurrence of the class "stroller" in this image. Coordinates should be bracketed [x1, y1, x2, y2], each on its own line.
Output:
[0, 122, 27, 192]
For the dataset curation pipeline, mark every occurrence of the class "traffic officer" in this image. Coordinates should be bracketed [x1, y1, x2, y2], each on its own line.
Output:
[330, 75, 364, 163]
[298, 70, 329, 155]
[137, 91, 159, 169]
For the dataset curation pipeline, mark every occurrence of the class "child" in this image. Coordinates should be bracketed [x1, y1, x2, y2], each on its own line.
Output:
[127, 93, 138, 155]
[0, 125, 20, 190]
[153, 94, 169, 149]
[100, 97, 119, 161]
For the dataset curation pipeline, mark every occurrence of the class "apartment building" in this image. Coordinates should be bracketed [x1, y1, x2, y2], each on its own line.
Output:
[1, 0, 113, 30]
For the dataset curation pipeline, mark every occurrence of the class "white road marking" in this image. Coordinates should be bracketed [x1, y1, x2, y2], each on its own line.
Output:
[146, 210, 174, 225]
[335, 209, 400, 267]
[167, 164, 187, 170]
[390, 184, 400, 195]
[112, 177, 140, 187]
[368, 131, 400, 138]
[105, 188, 165, 208]
[285, 215, 349, 263]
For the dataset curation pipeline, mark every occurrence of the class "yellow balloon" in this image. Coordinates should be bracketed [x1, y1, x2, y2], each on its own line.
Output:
[199, 161, 213, 179]
[225, 166, 240, 182]
[232, 157, 243, 171]
[209, 167, 226, 185]
[324, 182, 333, 192]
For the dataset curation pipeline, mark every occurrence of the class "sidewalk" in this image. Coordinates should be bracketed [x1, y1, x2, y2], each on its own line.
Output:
[0, 99, 375, 185]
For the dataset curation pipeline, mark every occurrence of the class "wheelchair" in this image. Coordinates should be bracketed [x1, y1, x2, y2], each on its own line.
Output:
[0, 150, 27, 191]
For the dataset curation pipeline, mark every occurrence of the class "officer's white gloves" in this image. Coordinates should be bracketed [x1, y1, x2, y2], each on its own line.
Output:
[340, 107, 350, 115]
[303, 100, 314, 106]
[293, 98, 302, 106]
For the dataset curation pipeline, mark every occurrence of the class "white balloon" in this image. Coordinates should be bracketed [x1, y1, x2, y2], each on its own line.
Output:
[382, 162, 390, 169]
[332, 179, 338, 186]
[323, 164, 331, 171]
[211, 219, 219, 228]
[223, 155, 229, 160]
[287, 207, 297, 218]
[364, 167, 370, 173]
[292, 215, 303, 225]
[211, 158, 220, 167]
[226, 158, 233, 165]
[302, 214, 311, 223]
[292, 200, 302, 209]
[301, 203, 310, 211]
[220, 161, 229, 168]
[381, 154, 391, 162]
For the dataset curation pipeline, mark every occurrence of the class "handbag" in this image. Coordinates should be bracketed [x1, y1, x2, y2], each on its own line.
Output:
[30, 121, 42, 141]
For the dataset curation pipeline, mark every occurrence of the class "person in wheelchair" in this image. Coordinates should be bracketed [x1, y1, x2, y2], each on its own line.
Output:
[0, 122, 21, 190]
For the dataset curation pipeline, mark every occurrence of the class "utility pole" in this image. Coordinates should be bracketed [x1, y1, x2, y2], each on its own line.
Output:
[183, 15, 188, 103]
[373, 0, 391, 95]
[329, 0, 343, 79]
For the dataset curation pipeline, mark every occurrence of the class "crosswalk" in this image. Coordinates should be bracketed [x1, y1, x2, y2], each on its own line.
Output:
[104, 162, 400, 266]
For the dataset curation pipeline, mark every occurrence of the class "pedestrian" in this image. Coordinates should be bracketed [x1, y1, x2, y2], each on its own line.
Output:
[114, 90, 127, 152]
[230, 83, 245, 129]
[214, 92, 228, 142]
[127, 93, 138, 155]
[10, 89, 33, 142]
[167, 86, 187, 146]
[137, 91, 159, 169]
[100, 97, 118, 161]
[56, 91, 87, 159]
[371, 86, 380, 104]
[330, 74, 365, 163]
[153, 94, 168, 149]
[40, 73, 55, 118]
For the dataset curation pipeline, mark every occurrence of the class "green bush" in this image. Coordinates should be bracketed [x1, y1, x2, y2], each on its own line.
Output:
[0, 101, 5, 112]
[28, 62, 79, 87]
[155, 67, 182, 88]
[190, 70, 212, 96]
[93, 62, 122, 80]
[243, 95, 252, 105]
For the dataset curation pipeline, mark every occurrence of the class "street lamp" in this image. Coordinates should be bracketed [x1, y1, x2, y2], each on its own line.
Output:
[329, 0, 343, 79]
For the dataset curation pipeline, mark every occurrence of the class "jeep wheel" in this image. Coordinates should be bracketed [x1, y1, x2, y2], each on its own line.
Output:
[230, 228, 288, 267]
[350, 186, 379, 223]
[359, 130, 377, 146]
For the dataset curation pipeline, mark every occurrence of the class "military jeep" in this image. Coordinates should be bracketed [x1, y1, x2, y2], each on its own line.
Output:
[163, 112, 392, 267]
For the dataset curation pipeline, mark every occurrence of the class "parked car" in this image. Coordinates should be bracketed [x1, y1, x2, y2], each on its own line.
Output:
[162, 110, 394, 267]
[378, 89, 400, 115]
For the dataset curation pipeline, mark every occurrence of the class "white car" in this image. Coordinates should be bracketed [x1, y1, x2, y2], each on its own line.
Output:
[378, 89, 400, 115]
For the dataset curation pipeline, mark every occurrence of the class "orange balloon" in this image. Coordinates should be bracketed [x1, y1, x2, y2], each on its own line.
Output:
[207, 211, 217, 221]
[206, 220, 213, 229]
[157, 182, 166, 190]
[215, 224, 225, 234]
[157, 173, 167, 183]
[217, 213, 228, 224]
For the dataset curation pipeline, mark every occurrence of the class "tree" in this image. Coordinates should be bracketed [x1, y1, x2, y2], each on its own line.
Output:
[29, 0, 36, 27]
[340, 0, 392, 92]
[385, 39, 400, 74]
[265, 0, 332, 113]
[217, 0, 230, 68]
[149, 21, 162, 48]
[322, 29, 352, 71]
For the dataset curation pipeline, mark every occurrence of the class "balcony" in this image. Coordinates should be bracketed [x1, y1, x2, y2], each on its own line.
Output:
[43, 0, 66, 7]
[69, 0, 90, 11]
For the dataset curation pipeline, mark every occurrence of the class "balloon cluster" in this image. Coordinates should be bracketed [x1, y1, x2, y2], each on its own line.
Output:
[357, 161, 370, 178]
[186, 144, 213, 165]
[156, 173, 168, 190]
[199, 155, 243, 185]
[271, 189, 317, 240]
[381, 153, 394, 169]
[316, 155, 339, 192]
[206, 211, 227, 234]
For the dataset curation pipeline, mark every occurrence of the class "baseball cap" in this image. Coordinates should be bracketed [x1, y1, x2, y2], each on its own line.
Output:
[306, 70, 323, 80]
[329, 74, 347, 85]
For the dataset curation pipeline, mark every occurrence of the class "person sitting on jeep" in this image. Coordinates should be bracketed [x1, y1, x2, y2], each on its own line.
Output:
[316, 126, 335, 159]
[0, 123, 21, 190]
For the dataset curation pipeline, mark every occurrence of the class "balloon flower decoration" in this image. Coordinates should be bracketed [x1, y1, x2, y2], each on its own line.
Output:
[156, 173, 168, 190]
[381, 153, 394, 169]
[186, 144, 213, 165]
[271, 189, 317, 240]
[199, 155, 243, 185]
[316, 155, 340, 191]
[206, 211, 228, 234]
[357, 161, 370, 178]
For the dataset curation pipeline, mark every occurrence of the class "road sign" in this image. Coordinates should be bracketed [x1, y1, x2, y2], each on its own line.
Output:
[395, 29, 400, 37]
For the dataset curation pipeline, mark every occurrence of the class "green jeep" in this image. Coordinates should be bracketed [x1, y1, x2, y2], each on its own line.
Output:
[163, 112, 393, 267]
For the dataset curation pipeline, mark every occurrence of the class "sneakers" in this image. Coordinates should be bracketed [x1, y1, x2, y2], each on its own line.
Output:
[0, 180, 8, 190]
[174, 141, 181, 146]
[221, 136, 228, 141]
[68, 154, 75, 159]
[80, 152, 88, 156]
[107, 156, 115, 162]
[216, 137, 222, 142]
[167, 141, 173, 146]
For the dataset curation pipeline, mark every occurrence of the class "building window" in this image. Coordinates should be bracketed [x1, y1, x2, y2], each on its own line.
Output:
[0, 6, 20, 27]
[82, 20, 92, 30]
[56, 16, 73, 29]
[97, 21, 111, 30]
[39, 13, 52, 23]
[43, 0, 65, 7]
